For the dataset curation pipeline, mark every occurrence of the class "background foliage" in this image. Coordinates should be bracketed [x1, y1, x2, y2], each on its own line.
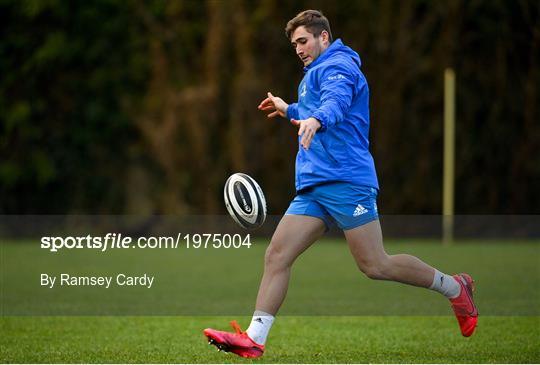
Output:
[1, 0, 539, 214]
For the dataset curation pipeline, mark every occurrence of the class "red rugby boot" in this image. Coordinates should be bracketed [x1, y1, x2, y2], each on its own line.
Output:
[203, 320, 264, 358]
[450, 273, 479, 337]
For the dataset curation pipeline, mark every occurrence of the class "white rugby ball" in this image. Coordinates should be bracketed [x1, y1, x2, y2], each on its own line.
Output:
[224, 173, 267, 229]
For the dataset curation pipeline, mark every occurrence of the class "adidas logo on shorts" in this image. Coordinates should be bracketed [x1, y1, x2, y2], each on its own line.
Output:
[353, 204, 368, 217]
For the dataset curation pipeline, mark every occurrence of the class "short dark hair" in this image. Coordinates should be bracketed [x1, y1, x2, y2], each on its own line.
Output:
[285, 10, 333, 42]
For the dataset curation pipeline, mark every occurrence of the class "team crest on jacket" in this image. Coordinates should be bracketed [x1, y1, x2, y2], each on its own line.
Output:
[299, 83, 307, 98]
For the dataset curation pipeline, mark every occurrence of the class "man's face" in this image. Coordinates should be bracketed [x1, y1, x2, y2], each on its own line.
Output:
[291, 26, 328, 66]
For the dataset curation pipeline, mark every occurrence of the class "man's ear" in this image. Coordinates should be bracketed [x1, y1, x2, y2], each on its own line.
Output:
[321, 30, 330, 45]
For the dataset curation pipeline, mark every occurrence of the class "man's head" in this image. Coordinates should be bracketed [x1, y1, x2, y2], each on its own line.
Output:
[285, 10, 333, 66]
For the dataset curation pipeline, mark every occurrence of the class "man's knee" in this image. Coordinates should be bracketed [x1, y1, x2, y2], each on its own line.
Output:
[357, 256, 392, 280]
[264, 240, 290, 272]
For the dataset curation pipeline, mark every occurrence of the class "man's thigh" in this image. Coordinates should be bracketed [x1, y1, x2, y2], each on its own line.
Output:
[344, 219, 387, 265]
[269, 214, 326, 266]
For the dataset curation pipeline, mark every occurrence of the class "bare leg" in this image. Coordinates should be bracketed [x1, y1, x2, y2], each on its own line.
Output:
[255, 215, 326, 315]
[345, 220, 434, 287]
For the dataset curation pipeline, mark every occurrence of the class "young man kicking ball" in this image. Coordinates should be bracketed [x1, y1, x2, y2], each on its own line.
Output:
[204, 9, 478, 358]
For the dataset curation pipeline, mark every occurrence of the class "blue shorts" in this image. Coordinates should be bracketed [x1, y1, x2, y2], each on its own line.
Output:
[285, 182, 379, 230]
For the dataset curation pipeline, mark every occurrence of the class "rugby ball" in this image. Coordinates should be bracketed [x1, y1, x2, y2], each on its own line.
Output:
[224, 173, 267, 229]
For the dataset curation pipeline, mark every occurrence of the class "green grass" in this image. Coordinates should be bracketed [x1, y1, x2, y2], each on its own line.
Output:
[1, 316, 538, 363]
[1, 239, 539, 362]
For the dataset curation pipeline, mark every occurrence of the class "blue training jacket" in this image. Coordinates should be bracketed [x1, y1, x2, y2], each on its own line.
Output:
[286, 39, 379, 192]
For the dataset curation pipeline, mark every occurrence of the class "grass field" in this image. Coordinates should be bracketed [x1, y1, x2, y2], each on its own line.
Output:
[1, 316, 538, 363]
[1, 239, 539, 363]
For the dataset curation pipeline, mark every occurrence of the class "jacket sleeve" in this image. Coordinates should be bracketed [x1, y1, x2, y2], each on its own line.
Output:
[286, 102, 299, 120]
[311, 63, 357, 131]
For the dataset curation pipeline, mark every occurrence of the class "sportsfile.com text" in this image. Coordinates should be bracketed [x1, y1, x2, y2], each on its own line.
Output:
[40, 233, 252, 252]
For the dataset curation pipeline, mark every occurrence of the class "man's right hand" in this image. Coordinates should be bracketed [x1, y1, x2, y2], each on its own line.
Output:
[258, 92, 288, 118]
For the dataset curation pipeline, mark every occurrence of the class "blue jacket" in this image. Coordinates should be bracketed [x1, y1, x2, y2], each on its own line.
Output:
[286, 39, 379, 192]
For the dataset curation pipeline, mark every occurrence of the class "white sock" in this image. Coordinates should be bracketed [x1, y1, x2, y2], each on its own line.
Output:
[246, 310, 274, 345]
[429, 269, 461, 298]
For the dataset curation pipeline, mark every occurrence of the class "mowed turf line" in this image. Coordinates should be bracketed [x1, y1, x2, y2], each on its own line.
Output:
[1, 316, 539, 363]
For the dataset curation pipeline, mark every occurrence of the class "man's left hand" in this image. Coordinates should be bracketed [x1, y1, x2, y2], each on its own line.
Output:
[290, 117, 321, 150]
